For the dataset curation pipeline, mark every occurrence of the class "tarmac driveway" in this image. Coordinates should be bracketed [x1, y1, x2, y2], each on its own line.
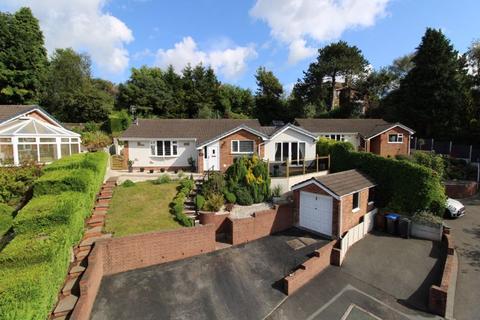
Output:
[91, 228, 329, 320]
[445, 194, 480, 320]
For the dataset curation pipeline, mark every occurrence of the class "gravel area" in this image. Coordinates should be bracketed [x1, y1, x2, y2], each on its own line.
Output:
[229, 202, 275, 219]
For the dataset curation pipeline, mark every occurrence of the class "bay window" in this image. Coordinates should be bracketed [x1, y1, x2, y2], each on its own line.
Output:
[150, 140, 178, 156]
[231, 140, 254, 154]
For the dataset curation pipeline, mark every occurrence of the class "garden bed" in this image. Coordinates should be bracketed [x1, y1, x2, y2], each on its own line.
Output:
[104, 181, 183, 237]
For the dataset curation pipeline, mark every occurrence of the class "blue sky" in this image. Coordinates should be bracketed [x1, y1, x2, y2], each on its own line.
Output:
[2, 0, 480, 91]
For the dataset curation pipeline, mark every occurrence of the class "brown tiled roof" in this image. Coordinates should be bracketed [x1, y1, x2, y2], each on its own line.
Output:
[315, 169, 376, 196]
[120, 119, 264, 145]
[0, 105, 37, 123]
[295, 118, 412, 138]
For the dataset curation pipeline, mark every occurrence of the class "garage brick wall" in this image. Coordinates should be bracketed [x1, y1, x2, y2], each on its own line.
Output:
[369, 127, 411, 157]
[293, 184, 340, 238]
[218, 129, 264, 172]
[340, 188, 370, 235]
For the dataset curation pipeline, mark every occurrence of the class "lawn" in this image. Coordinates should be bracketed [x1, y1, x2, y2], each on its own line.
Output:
[105, 181, 183, 237]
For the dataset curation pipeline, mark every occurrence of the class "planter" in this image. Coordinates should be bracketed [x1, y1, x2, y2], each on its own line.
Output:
[128, 166, 133, 173]
[149, 169, 154, 174]
[411, 222, 443, 241]
[140, 168, 145, 173]
[160, 168, 165, 173]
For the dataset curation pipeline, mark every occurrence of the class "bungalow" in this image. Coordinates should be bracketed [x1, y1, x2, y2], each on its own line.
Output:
[0, 105, 81, 165]
[119, 119, 318, 173]
[295, 118, 415, 158]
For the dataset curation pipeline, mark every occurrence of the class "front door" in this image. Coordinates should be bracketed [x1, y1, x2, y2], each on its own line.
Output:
[206, 144, 220, 171]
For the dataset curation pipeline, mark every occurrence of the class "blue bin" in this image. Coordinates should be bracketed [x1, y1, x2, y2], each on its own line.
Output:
[385, 213, 400, 234]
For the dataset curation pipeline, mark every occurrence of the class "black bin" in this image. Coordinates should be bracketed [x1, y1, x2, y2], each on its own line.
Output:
[385, 213, 400, 235]
[398, 217, 411, 239]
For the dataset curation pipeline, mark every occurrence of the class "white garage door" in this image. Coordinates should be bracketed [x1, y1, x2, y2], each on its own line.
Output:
[299, 191, 333, 236]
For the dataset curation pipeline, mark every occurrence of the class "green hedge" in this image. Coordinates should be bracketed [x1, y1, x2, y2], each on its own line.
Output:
[0, 152, 108, 320]
[327, 143, 446, 215]
[0, 203, 13, 237]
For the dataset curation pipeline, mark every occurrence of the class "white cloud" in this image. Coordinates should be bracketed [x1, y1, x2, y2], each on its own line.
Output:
[155, 37, 257, 79]
[3, 0, 134, 73]
[250, 0, 390, 64]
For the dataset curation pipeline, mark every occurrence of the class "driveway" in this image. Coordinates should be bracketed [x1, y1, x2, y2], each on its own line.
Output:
[444, 194, 480, 320]
[91, 228, 330, 320]
[268, 232, 443, 320]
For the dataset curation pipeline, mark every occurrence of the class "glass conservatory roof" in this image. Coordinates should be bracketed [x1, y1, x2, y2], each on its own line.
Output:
[0, 117, 79, 137]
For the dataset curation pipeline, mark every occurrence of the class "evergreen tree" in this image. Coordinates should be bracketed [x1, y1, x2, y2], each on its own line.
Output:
[254, 67, 287, 125]
[392, 28, 473, 138]
[0, 7, 48, 104]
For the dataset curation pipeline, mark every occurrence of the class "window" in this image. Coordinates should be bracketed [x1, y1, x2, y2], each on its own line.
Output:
[388, 133, 403, 143]
[39, 144, 57, 163]
[352, 192, 360, 212]
[274, 142, 306, 164]
[231, 140, 254, 154]
[151, 140, 178, 156]
[323, 134, 345, 142]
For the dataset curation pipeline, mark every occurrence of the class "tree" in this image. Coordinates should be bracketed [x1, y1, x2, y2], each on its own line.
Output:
[0, 7, 48, 104]
[41, 48, 112, 122]
[253, 67, 286, 125]
[217, 84, 254, 118]
[390, 28, 473, 139]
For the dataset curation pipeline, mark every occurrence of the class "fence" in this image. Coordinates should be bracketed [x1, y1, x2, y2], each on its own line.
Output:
[266, 156, 330, 178]
[339, 209, 377, 264]
[411, 137, 480, 163]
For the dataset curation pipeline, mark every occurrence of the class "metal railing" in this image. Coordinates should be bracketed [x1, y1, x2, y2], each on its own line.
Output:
[266, 155, 330, 178]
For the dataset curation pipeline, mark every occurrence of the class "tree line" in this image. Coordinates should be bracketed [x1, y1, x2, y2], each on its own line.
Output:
[1, 7, 479, 142]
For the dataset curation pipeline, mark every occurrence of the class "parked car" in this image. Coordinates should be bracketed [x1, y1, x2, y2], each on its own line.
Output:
[445, 198, 465, 218]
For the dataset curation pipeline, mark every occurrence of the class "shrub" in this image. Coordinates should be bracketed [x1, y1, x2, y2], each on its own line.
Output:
[224, 191, 236, 204]
[194, 195, 205, 210]
[411, 151, 445, 178]
[33, 169, 95, 197]
[0, 203, 13, 237]
[202, 172, 226, 199]
[235, 189, 253, 206]
[177, 171, 185, 179]
[152, 174, 171, 185]
[411, 211, 444, 227]
[179, 178, 195, 193]
[316, 137, 353, 156]
[204, 193, 224, 212]
[108, 110, 131, 134]
[122, 180, 135, 188]
[43, 152, 108, 176]
[271, 185, 282, 197]
[0, 165, 42, 206]
[328, 142, 446, 215]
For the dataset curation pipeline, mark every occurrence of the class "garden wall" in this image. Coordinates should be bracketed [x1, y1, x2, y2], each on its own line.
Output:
[228, 204, 294, 245]
[199, 212, 230, 236]
[444, 180, 478, 199]
[283, 240, 337, 295]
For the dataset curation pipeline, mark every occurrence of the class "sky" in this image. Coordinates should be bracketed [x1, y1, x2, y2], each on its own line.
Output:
[1, 0, 480, 91]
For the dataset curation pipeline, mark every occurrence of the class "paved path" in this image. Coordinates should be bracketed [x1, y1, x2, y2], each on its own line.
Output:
[445, 194, 480, 320]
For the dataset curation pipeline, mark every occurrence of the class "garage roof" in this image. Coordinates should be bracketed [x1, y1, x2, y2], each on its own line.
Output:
[292, 169, 376, 198]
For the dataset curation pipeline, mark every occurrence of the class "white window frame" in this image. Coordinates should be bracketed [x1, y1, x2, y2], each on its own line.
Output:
[352, 191, 360, 212]
[150, 140, 178, 157]
[274, 141, 306, 165]
[388, 133, 404, 144]
[323, 134, 345, 142]
[231, 140, 254, 154]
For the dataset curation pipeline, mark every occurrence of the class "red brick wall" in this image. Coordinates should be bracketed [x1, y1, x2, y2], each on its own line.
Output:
[100, 224, 216, 275]
[199, 212, 230, 235]
[218, 129, 264, 172]
[369, 127, 411, 157]
[444, 181, 478, 199]
[293, 184, 340, 237]
[197, 149, 204, 173]
[229, 204, 294, 245]
[122, 141, 129, 168]
[283, 239, 337, 294]
[340, 188, 370, 235]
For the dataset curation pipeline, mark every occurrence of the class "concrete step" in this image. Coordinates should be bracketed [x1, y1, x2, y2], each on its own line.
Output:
[53, 295, 78, 317]
[68, 265, 86, 278]
[75, 250, 89, 261]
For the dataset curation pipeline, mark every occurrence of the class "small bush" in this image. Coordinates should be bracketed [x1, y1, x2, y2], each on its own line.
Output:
[224, 191, 236, 204]
[204, 193, 224, 212]
[194, 195, 205, 210]
[152, 174, 170, 185]
[235, 189, 253, 206]
[0, 165, 42, 206]
[122, 180, 135, 188]
[202, 172, 226, 198]
[271, 185, 282, 197]
[411, 211, 444, 227]
[179, 178, 195, 193]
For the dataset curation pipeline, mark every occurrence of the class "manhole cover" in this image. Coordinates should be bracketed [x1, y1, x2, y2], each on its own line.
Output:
[286, 238, 305, 250]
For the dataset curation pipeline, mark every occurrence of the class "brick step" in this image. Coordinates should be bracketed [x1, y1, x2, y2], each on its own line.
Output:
[101, 186, 114, 192]
[74, 250, 89, 261]
[97, 199, 111, 206]
[86, 218, 104, 228]
[62, 277, 80, 296]
[79, 234, 109, 248]
[97, 194, 112, 200]
[53, 295, 78, 318]
[94, 204, 109, 210]
[68, 265, 86, 279]
[84, 226, 103, 239]
[91, 210, 106, 217]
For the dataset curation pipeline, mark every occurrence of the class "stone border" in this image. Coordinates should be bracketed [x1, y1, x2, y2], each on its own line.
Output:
[428, 228, 458, 318]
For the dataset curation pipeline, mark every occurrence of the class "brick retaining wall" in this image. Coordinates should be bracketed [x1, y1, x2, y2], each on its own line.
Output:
[444, 181, 478, 199]
[199, 211, 230, 236]
[428, 230, 458, 317]
[283, 240, 337, 295]
[229, 204, 294, 245]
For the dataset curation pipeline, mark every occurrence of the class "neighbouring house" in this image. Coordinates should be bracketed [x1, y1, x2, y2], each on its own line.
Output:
[0, 105, 81, 165]
[295, 118, 415, 158]
[119, 119, 318, 173]
[291, 169, 376, 238]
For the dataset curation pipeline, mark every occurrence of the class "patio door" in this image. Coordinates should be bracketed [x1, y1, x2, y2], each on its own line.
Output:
[205, 143, 220, 171]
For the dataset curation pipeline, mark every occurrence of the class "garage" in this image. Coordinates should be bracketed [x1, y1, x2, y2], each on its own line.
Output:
[299, 191, 333, 236]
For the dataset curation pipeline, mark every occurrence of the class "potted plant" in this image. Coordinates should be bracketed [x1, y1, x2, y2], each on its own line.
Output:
[160, 168, 165, 173]
[149, 169, 154, 174]
[127, 160, 134, 173]
[271, 185, 282, 203]
[140, 167, 145, 172]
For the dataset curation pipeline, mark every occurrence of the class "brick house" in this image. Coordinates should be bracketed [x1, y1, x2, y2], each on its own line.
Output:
[295, 118, 415, 158]
[291, 169, 376, 238]
[119, 119, 318, 173]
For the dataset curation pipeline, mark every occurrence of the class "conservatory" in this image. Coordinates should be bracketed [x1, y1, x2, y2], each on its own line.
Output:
[0, 116, 81, 165]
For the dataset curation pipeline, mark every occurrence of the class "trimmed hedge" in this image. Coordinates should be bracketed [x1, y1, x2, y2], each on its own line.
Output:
[169, 178, 194, 227]
[0, 203, 13, 237]
[327, 142, 446, 215]
[0, 152, 108, 320]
